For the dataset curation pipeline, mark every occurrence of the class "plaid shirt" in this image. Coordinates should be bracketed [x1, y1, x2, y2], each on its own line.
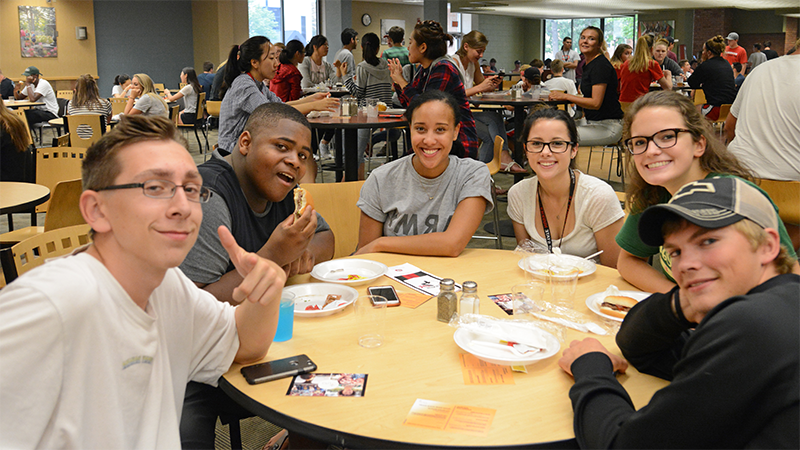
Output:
[395, 59, 478, 159]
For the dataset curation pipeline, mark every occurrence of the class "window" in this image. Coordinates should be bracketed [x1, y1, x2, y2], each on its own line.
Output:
[248, 0, 318, 45]
[544, 16, 636, 60]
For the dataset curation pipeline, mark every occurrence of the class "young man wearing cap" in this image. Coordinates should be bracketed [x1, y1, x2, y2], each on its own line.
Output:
[666, 36, 678, 63]
[723, 32, 748, 66]
[13, 66, 59, 126]
[558, 177, 799, 448]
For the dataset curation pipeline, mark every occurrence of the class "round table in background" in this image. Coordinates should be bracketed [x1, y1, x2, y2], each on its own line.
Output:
[0, 182, 51, 230]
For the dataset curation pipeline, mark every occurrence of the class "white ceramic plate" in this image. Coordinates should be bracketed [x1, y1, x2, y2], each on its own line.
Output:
[381, 108, 406, 115]
[453, 327, 560, 366]
[585, 290, 651, 322]
[517, 254, 597, 278]
[310, 259, 388, 286]
[285, 283, 359, 317]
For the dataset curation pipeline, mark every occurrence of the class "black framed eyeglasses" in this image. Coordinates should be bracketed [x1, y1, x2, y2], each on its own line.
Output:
[96, 179, 211, 203]
[624, 128, 693, 155]
[523, 140, 574, 153]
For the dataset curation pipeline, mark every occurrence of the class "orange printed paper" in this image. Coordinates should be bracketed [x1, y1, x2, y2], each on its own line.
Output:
[399, 292, 432, 309]
[458, 354, 515, 385]
[403, 399, 496, 436]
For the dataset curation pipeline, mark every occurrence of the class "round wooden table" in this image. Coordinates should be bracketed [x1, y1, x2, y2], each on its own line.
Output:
[0, 182, 51, 230]
[220, 249, 668, 448]
[308, 113, 407, 181]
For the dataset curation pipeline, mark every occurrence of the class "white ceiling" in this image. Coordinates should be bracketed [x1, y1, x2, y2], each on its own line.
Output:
[360, 0, 800, 19]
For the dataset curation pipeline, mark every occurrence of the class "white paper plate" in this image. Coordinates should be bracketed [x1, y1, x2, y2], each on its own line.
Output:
[453, 327, 560, 366]
[285, 283, 359, 317]
[310, 259, 388, 286]
[517, 254, 597, 278]
[585, 290, 651, 322]
[381, 108, 406, 115]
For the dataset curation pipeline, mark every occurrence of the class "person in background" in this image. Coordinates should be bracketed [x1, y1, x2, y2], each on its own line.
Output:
[388, 20, 479, 159]
[479, 58, 491, 74]
[179, 103, 333, 448]
[619, 35, 671, 108]
[111, 74, 132, 98]
[610, 43, 633, 74]
[688, 35, 736, 121]
[512, 60, 522, 73]
[652, 38, 683, 80]
[197, 61, 214, 96]
[732, 62, 745, 90]
[355, 90, 492, 257]
[67, 74, 112, 139]
[678, 59, 692, 78]
[517, 67, 541, 93]
[560, 176, 799, 449]
[550, 27, 624, 148]
[615, 90, 798, 293]
[0, 100, 32, 182]
[333, 28, 358, 83]
[747, 43, 767, 72]
[210, 60, 226, 101]
[0, 69, 14, 99]
[554, 36, 580, 85]
[723, 31, 747, 66]
[0, 115, 286, 449]
[543, 61, 577, 117]
[508, 108, 623, 267]
[690, 59, 699, 71]
[163, 67, 202, 125]
[123, 73, 169, 118]
[762, 40, 779, 60]
[298, 35, 335, 88]
[452, 31, 512, 166]
[340, 32, 395, 179]
[13, 66, 59, 126]
[270, 39, 305, 102]
[381, 26, 410, 67]
[489, 58, 498, 73]
[665, 36, 678, 62]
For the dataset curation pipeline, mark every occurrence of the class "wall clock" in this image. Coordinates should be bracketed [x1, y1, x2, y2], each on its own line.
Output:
[361, 13, 372, 26]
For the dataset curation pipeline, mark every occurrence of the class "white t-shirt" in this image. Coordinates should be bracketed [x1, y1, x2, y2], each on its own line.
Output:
[543, 76, 578, 116]
[453, 57, 475, 89]
[554, 49, 580, 82]
[727, 55, 800, 181]
[22, 78, 58, 115]
[134, 93, 169, 117]
[179, 84, 198, 114]
[0, 251, 239, 449]
[507, 172, 624, 259]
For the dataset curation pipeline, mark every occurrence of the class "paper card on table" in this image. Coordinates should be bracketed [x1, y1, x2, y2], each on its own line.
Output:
[487, 293, 514, 315]
[403, 399, 495, 436]
[399, 292, 432, 309]
[386, 263, 461, 297]
[458, 354, 515, 385]
[286, 373, 368, 397]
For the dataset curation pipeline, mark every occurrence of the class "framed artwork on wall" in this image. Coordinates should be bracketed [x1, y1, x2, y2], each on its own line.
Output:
[380, 19, 406, 45]
[19, 6, 58, 58]
[638, 20, 675, 40]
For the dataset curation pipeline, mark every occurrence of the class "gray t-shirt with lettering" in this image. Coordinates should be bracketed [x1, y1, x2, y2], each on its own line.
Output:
[357, 155, 492, 237]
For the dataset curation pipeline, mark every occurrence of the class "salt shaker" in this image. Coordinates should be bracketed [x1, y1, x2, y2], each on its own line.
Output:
[459, 281, 480, 315]
[437, 278, 457, 323]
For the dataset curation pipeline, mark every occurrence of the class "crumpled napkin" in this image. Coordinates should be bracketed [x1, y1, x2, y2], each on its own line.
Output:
[306, 111, 333, 119]
[456, 314, 548, 350]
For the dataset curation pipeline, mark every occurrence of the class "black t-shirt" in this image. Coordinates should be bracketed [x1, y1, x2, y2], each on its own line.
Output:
[763, 49, 779, 60]
[687, 56, 736, 106]
[0, 78, 14, 99]
[580, 55, 623, 121]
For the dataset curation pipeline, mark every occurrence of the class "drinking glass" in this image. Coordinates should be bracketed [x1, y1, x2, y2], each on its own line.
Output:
[274, 291, 296, 342]
[355, 295, 387, 348]
[548, 265, 579, 309]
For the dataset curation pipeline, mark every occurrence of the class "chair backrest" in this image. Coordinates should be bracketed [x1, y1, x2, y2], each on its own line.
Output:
[56, 97, 70, 117]
[65, 115, 104, 148]
[502, 79, 516, 90]
[693, 89, 706, 106]
[36, 147, 86, 212]
[57, 90, 74, 100]
[757, 178, 800, 225]
[154, 83, 165, 91]
[194, 92, 206, 121]
[9, 224, 91, 280]
[11, 108, 34, 147]
[57, 134, 70, 147]
[170, 105, 180, 126]
[109, 97, 128, 116]
[487, 136, 503, 176]
[300, 181, 365, 259]
[714, 104, 732, 124]
[206, 100, 222, 118]
[180, 82, 187, 89]
[43, 179, 86, 231]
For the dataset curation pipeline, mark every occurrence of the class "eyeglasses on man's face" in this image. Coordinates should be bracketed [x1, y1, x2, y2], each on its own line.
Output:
[625, 128, 693, 155]
[96, 179, 211, 203]
[523, 140, 574, 153]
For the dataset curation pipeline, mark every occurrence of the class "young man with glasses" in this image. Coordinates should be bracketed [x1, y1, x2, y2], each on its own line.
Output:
[559, 177, 799, 448]
[0, 115, 286, 448]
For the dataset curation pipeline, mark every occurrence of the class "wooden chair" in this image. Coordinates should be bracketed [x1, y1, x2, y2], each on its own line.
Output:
[757, 178, 800, 226]
[154, 83, 166, 92]
[57, 90, 74, 100]
[109, 97, 128, 116]
[11, 108, 35, 148]
[472, 136, 503, 249]
[712, 104, 732, 137]
[65, 115, 104, 148]
[170, 104, 180, 126]
[300, 181, 365, 259]
[693, 89, 706, 106]
[0, 179, 85, 246]
[0, 224, 91, 283]
[178, 92, 209, 156]
[57, 134, 70, 147]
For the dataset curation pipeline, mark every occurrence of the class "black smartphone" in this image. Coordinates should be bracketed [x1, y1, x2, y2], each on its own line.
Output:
[367, 285, 401, 307]
[241, 355, 317, 385]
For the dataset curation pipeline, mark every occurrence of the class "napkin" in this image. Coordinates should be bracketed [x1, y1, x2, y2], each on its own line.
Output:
[306, 111, 333, 119]
[460, 317, 548, 350]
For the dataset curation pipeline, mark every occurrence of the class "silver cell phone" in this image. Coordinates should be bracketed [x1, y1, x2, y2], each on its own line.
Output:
[367, 285, 401, 307]
[241, 354, 317, 385]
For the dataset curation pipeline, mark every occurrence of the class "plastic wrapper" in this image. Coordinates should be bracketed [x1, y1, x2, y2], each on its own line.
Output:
[449, 313, 568, 345]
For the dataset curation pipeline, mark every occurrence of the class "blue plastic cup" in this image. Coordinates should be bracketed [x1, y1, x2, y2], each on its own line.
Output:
[274, 291, 296, 342]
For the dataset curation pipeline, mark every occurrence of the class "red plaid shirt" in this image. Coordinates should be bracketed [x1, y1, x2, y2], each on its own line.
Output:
[395, 59, 478, 158]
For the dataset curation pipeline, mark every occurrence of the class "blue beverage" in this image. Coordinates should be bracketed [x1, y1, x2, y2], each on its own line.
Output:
[274, 294, 295, 342]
